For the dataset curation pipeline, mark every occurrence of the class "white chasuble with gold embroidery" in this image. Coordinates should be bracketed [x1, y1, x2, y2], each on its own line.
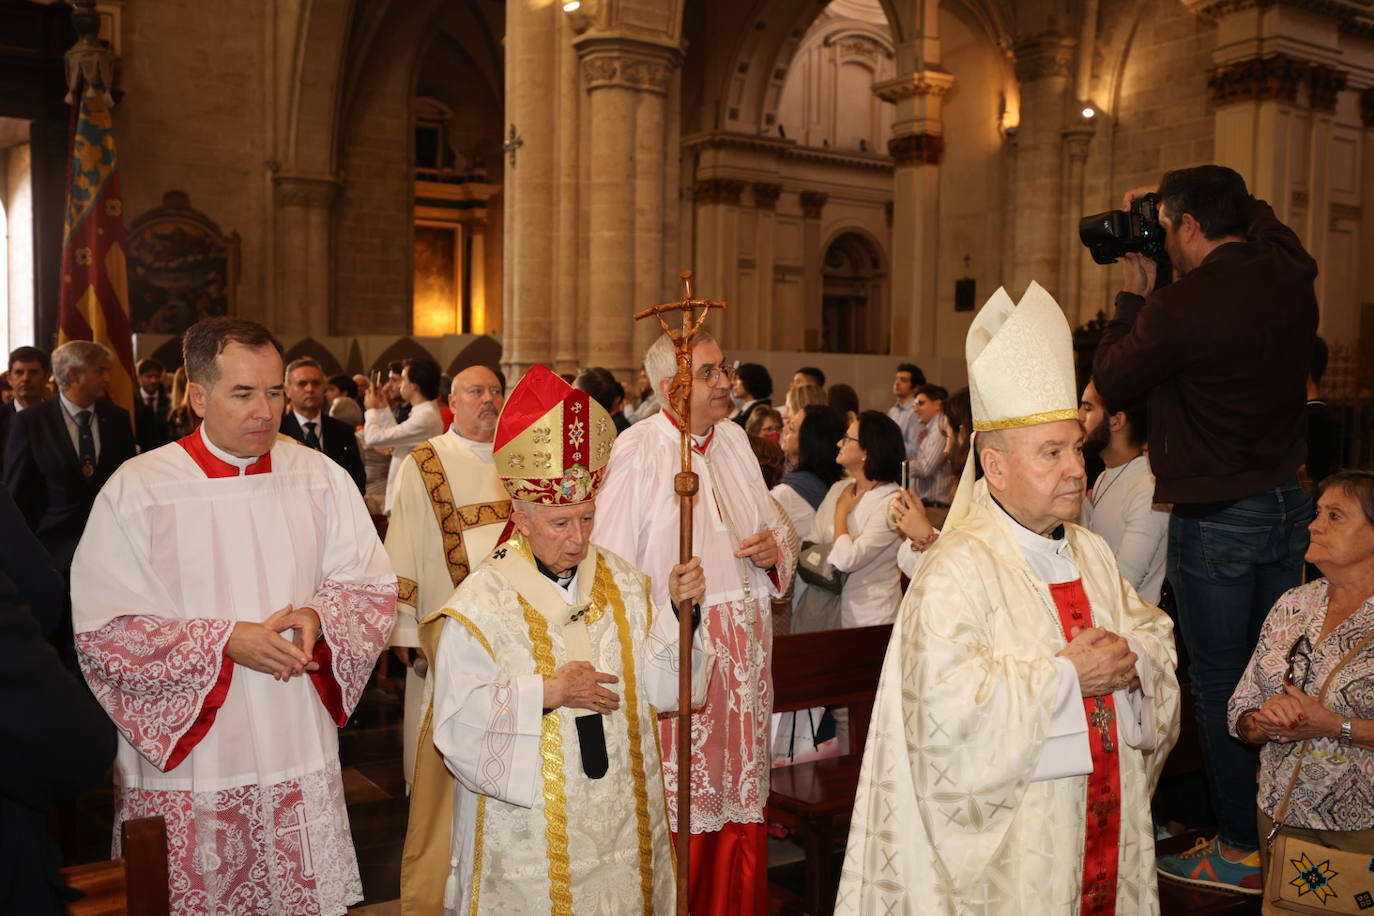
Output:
[429, 542, 708, 915]
[835, 482, 1180, 915]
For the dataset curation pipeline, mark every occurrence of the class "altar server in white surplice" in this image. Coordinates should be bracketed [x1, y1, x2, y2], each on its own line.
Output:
[386, 365, 509, 795]
[423, 365, 710, 915]
[72, 318, 396, 916]
[836, 284, 1180, 916]
[592, 331, 797, 916]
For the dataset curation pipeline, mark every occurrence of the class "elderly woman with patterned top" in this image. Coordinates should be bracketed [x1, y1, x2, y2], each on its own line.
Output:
[1224, 470, 1374, 892]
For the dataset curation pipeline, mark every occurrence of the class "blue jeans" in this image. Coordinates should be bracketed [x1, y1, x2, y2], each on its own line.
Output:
[1167, 478, 1312, 853]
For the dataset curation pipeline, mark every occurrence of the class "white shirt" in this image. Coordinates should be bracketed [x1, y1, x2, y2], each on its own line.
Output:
[770, 482, 817, 542]
[58, 392, 101, 461]
[1079, 454, 1169, 604]
[450, 427, 494, 462]
[887, 400, 919, 461]
[989, 498, 1153, 781]
[293, 409, 326, 449]
[808, 480, 903, 628]
[363, 399, 445, 514]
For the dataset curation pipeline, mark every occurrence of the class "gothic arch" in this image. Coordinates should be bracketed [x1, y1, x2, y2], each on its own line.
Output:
[370, 337, 438, 374]
[446, 335, 504, 377]
[282, 337, 344, 376]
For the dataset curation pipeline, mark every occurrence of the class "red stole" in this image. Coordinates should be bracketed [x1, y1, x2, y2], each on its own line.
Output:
[1048, 579, 1121, 916]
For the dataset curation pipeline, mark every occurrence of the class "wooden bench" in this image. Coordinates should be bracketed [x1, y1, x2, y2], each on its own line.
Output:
[61, 816, 170, 916]
[768, 623, 892, 915]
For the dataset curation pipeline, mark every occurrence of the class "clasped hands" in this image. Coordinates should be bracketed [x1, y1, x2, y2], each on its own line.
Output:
[1245, 683, 1342, 744]
[1057, 626, 1140, 697]
[544, 557, 707, 714]
[226, 604, 322, 681]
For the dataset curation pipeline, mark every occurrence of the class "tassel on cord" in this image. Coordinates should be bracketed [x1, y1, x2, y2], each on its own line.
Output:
[442, 856, 459, 911]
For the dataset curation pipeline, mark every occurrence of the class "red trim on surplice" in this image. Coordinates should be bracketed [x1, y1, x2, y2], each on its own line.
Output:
[1048, 579, 1122, 916]
[177, 432, 272, 477]
[164, 653, 234, 771]
[308, 638, 346, 726]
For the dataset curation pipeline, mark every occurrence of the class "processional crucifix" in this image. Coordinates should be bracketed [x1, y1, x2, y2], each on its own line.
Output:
[633, 269, 728, 916]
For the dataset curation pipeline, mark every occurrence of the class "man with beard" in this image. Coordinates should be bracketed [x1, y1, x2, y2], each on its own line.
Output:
[385, 365, 509, 825]
[1078, 380, 1169, 605]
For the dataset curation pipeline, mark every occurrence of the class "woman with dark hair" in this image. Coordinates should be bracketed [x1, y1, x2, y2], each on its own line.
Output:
[804, 410, 905, 630]
[772, 405, 847, 538]
[827, 383, 860, 424]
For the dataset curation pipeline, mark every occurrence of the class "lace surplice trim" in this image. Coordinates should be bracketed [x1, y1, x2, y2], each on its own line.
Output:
[310, 578, 396, 723]
[77, 615, 236, 771]
[115, 763, 361, 916]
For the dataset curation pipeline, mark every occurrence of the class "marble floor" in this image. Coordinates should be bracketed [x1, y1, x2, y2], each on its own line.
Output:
[65, 674, 1258, 915]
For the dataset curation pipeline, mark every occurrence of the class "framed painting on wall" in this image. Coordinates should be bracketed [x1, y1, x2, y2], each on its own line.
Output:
[126, 190, 239, 334]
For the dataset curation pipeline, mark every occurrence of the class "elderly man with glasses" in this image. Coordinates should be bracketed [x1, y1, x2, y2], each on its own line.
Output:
[592, 331, 797, 915]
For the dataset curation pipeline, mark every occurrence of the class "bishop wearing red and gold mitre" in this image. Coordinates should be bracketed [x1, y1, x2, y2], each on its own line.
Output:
[415, 365, 710, 915]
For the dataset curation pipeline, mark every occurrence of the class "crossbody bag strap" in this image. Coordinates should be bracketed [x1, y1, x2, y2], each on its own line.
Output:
[1268, 627, 1374, 840]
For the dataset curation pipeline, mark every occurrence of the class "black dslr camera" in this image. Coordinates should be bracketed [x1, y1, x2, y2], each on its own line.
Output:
[1079, 193, 1167, 265]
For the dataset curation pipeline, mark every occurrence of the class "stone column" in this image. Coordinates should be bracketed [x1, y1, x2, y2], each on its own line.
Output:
[874, 69, 955, 357]
[800, 190, 827, 351]
[575, 36, 681, 377]
[1008, 34, 1075, 300]
[273, 174, 338, 336]
[1060, 124, 1095, 325]
[692, 178, 746, 345]
[504, 0, 558, 378]
[751, 183, 782, 349]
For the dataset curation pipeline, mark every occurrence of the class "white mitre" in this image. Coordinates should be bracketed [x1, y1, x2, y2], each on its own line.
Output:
[946, 281, 1079, 526]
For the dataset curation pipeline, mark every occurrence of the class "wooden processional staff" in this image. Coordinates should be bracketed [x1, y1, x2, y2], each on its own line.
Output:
[634, 269, 727, 915]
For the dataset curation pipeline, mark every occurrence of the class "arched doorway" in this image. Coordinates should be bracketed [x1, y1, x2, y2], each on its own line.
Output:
[821, 231, 887, 354]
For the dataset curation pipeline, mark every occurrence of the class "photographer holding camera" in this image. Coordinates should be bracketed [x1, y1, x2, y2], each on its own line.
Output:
[1092, 165, 1318, 893]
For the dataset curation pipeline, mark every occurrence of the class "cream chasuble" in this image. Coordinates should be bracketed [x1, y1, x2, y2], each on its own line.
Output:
[835, 481, 1179, 915]
[72, 430, 397, 916]
[592, 411, 796, 832]
[426, 541, 707, 915]
[385, 431, 509, 789]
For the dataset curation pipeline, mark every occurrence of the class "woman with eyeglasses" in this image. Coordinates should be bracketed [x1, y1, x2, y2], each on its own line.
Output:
[1228, 470, 1374, 888]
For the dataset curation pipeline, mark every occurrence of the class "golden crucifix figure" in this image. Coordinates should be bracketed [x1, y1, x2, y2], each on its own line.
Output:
[633, 269, 727, 916]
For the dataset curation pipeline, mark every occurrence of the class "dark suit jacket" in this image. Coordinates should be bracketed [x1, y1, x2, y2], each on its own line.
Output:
[3, 398, 136, 570]
[134, 388, 172, 453]
[0, 402, 14, 483]
[280, 412, 367, 494]
[0, 491, 117, 915]
[733, 399, 771, 430]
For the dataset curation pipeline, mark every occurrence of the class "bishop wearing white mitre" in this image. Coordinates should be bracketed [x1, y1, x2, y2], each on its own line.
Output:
[837, 283, 1180, 915]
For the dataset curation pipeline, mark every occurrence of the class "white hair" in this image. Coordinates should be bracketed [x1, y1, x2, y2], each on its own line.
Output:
[52, 340, 111, 390]
[643, 329, 717, 390]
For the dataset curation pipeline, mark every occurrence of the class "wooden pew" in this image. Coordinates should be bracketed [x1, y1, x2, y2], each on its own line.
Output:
[768, 623, 892, 915]
[61, 816, 170, 916]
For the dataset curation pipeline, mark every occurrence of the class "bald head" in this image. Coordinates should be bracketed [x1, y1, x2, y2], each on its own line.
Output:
[450, 365, 505, 442]
[977, 418, 1086, 536]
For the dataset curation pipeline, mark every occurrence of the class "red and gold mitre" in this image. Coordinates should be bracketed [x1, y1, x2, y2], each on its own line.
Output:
[493, 364, 616, 505]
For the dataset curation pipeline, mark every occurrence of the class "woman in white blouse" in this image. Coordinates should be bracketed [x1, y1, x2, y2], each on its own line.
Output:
[807, 410, 906, 629]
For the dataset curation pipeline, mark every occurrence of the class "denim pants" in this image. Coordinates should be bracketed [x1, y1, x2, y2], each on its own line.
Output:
[1167, 478, 1312, 852]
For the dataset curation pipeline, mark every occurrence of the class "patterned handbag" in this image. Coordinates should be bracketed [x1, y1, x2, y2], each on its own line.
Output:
[1263, 631, 1374, 914]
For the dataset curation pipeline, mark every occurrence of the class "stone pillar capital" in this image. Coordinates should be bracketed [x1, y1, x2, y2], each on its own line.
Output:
[800, 191, 828, 220]
[1013, 34, 1076, 84]
[692, 178, 746, 205]
[273, 174, 339, 208]
[871, 69, 956, 104]
[751, 183, 782, 211]
[1206, 52, 1346, 110]
[1061, 125, 1095, 162]
[573, 35, 683, 95]
[888, 132, 944, 166]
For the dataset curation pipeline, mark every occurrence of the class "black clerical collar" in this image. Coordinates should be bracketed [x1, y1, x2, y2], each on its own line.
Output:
[989, 493, 1065, 540]
[534, 556, 576, 586]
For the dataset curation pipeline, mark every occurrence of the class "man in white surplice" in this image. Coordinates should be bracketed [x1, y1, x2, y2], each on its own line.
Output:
[424, 365, 709, 914]
[72, 318, 396, 916]
[837, 284, 1180, 915]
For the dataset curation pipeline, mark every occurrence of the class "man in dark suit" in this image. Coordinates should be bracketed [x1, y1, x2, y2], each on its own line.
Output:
[133, 356, 172, 452]
[280, 356, 367, 494]
[0, 346, 51, 482]
[0, 488, 117, 915]
[4, 340, 136, 571]
[731, 362, 773, 430]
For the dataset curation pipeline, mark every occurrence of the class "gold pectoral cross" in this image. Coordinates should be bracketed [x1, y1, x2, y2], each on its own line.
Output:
[1089, 698, 1116, 754]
